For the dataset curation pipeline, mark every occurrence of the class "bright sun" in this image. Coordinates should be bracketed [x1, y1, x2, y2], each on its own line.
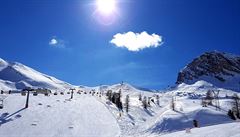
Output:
[97, 0, 116, 15]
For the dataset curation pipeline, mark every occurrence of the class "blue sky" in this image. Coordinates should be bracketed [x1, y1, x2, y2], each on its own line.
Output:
[0, 0, 240, 89]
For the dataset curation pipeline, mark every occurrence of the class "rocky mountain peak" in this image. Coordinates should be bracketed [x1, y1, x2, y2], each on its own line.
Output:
[176, 51, 240, 91]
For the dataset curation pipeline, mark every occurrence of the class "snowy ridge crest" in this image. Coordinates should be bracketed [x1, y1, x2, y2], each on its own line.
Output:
[0, 58, 72, 90]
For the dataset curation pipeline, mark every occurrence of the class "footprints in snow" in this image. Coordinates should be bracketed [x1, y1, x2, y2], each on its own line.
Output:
[68, 123, 74, 129]
[30, 120, 75, 130]
[68, 126, 74, 129]
[31, 120, 39, 126]
[37, 98, 73, 108]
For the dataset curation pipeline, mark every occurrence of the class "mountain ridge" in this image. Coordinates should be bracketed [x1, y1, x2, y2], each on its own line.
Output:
[0, 58, 72, 90]
[176, 51, 240, 91]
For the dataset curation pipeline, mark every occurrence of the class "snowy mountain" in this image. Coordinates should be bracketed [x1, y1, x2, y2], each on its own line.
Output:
[0, 58, 72, 90]
[176, 51, 240, 92]
[0, 75, 239, 137]
[1, 54, 240, 137]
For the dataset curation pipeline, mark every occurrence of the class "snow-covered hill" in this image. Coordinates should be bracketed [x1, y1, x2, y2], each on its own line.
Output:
[86, 81, 237, 137]
[0, 55, 240, 137]
[0, 94, 120, 137]
[0, 58, 72, 90]
[176, 51, 240, 92]
[149, 122, 240, 137]
[0, 80, 239, 137]
[76, 83, 157, 98]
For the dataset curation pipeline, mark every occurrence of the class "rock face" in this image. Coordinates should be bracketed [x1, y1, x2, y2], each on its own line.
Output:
[176, 51, 240, 91]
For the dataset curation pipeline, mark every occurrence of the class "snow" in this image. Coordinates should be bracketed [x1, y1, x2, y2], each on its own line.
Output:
[0, 93, 120, 137]
[96, 82, 237, 137]
[0, 58, 240, 137]
[152, 122, 240, 137]
[0, 58, 8, 71]
[0, 80, 16, 91]
[184, 74, 240, 92]
[148, 103, 231, 133]
[0, 81, 240, 137]
[0, 58, 72, 90]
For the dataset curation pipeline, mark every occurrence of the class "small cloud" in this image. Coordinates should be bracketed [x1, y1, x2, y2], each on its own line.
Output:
[49, 37, 66, 48]
[49, 38, 58, 45]
[110, 31, 163, 52]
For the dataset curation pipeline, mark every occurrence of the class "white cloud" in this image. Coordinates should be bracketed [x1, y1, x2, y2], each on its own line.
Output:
[49, 38, 58, 45]
[110, 31, 163, 51]
[49, 37, 66, 48]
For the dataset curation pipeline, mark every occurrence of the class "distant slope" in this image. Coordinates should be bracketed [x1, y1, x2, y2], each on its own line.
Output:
[77, 83, 157, 96]
[156, 122, 240, 137]
[176, 51, 240, 92]
[0, 58, 72, 90]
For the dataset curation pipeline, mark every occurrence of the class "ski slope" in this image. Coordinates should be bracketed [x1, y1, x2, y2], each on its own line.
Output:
[153, 122, 240, 137]
[0, 81, 240, 137]
[0, 93, 120, 137]
[97, 82, 237, 137]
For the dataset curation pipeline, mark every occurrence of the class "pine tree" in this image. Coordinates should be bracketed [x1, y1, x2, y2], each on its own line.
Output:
[125, 95, 130, 113]
[206, 90, 214, 105]
[212, 90, 220, 110]
[139, 94, 142, 101]
[228, 109, 236, 120]
[148, 97, 151, 107]
[142, 96, 147, 109]
[171, 96, 175, 111]
[232, 93, 240, 118]
[156, 95, 160, 106]
[106, 90, 112, 101]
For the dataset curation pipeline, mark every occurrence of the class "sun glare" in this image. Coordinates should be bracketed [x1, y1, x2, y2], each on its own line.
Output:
[97, 0, 116, 15]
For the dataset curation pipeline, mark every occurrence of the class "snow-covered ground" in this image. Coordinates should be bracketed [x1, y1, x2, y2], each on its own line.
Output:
[0, 93, 120, 137]
[0, 81, 239, 137]
[96, 82, 238, 137]
[0, 54, 240, 137]
[151, 122, 240, 137]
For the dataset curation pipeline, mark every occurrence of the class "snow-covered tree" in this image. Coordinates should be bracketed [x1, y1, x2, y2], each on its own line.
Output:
[142, 96, 148, 109]
[212, 90, 220, 110]
[171, 96, 175, 111]
[139, 94, 142, 101]
[231, 93, 240, 119]
[125, 95, 130, 113]
[148, 97, 151, 107]
[156, 95, 160, 106]
[106, 90, 112, 101]
[206, 90, 214, 105]
[112, 92, 123, 111]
